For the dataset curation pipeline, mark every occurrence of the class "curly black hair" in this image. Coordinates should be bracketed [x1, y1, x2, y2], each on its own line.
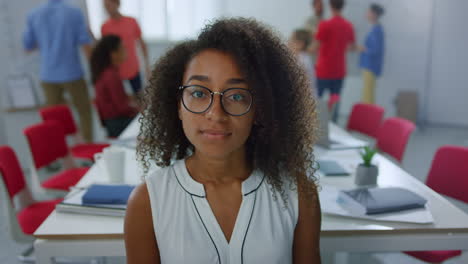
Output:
[137, 18, 319, 201]
[90, 34, 121, 83]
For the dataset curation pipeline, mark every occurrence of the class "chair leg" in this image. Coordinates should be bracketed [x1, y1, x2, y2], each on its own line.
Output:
[17, 245, 35, 263]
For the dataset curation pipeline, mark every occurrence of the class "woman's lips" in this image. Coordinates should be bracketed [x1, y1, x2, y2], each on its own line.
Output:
[200, 129, 232, 140]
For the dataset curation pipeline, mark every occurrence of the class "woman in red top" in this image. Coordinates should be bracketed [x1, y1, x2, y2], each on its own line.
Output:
[91, 35, 138, 137]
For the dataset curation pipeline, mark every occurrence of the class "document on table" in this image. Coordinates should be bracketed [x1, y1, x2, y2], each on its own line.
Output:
[319, 185, 434, 224]
[56, 187, 127, 217]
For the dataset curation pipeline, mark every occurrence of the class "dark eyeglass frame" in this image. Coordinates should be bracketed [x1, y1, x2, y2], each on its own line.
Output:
[178, 85, 253, 116]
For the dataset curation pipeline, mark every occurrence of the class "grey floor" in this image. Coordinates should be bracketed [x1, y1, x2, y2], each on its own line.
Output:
[1, 120, 468, 264]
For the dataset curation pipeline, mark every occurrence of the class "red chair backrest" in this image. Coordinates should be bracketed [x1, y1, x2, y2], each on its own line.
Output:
[376, 117, 416, 162]
[426, 145, 468, 203]
[39, 104, 77, 136]
[0, 146, 26, 199]
[347, 103, 385, 138]
[24, 121, 69, 169]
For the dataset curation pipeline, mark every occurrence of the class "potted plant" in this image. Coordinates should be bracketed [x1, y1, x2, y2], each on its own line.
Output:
[355, 146, 379, 186]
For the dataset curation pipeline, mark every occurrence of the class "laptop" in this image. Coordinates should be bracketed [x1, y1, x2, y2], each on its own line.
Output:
[315, 99, 368, 150]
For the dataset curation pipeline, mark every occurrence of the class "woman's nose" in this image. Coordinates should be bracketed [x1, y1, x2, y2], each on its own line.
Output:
[205, 94, 228, 121]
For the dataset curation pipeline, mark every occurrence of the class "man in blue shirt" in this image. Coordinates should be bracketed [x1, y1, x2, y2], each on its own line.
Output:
[23, 0, 94, 142]
[358, 3, 385, 104]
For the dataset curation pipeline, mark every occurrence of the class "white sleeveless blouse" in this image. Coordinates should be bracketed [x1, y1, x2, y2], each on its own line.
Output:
[145, 159, 298, 264]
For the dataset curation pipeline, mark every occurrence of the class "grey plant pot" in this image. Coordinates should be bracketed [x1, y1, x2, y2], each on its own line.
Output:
[355, 164, 378, 186]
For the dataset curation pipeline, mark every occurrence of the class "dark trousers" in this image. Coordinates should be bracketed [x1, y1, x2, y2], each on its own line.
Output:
[316, 78, 344, 122]
[128, 72, 142, 95]
[103, 116, 135, 138]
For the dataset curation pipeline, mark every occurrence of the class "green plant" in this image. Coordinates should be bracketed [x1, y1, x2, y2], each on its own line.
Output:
[360, 146, 377, 167]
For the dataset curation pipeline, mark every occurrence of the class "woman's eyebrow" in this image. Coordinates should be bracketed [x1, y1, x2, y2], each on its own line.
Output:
[187, 75, 210, 83]
[226, 78, 247, 85]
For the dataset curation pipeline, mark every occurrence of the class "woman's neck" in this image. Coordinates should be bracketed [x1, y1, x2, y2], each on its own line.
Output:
[110, 12, 122, 19]
[186, 149, 252, 185]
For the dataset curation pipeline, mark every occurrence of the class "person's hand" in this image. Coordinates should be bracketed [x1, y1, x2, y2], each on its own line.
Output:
[357, 45, 366, 53]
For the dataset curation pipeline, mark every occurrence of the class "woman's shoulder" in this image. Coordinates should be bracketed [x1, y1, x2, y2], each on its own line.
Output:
[144, 160, 185, 195]
[127, 182, 151, 211]
[145, 163, 176, 184]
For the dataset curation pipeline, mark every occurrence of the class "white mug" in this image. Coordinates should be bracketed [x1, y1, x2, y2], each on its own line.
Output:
[94, 147, 126, 183]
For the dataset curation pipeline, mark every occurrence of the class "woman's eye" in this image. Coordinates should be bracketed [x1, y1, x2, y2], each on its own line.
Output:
[229, 94, 244, 101]
[192, 91, 205, 98]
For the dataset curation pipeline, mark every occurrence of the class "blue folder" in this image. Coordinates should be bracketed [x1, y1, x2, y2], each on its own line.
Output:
[82, 184, 135, 205]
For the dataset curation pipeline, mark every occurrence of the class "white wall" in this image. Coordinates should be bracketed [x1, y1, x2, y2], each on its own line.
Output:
[0, 0, 7, 145]
[375, 0, 433, 120]
[224, 0, 311, 40]
[426, 0, 468, 126]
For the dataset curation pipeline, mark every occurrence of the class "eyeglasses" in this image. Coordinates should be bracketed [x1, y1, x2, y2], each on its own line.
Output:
[179, 85, 253, 116]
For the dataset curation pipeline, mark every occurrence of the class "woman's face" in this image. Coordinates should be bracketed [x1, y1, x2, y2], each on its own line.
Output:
[367, 9, 377, 23]
[179, 49, 255, 160]
[104, 0, 120, 15]
[288, 34, 305, 53]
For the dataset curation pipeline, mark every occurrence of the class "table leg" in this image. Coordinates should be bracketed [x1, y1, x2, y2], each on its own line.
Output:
[34, 239, 55, 264]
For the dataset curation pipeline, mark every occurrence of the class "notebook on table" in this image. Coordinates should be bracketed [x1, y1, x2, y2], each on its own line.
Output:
[82, 184, 135, 205]
[319, 185, 433, 224]
[57, 184, 136, 217]
[338, 187, 428, 215]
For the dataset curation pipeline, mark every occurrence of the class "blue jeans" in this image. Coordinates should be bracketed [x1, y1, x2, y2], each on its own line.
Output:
[128, 72, 142, 94]
[316, 78, 344, 122]
[316, 78, 343, 97]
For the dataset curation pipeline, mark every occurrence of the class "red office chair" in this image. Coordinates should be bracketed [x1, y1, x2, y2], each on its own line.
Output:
[404, 145, 468, 262]
[0, 145, 62, 261]
[39, 105, 109, 161]
[376, 117, 416, 162]
[347, 103, 385, 138]
[24, 121, 89, 192]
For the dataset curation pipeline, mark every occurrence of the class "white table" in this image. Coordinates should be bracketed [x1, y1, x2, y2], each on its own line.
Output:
[34, 121, 468, 263]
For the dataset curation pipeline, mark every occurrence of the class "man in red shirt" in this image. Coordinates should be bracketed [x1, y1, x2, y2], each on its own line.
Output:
[313, 0, 356, 122]
[101, 0, 150, 95]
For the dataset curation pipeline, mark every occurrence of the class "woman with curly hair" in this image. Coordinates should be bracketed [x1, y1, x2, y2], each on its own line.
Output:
[125, 18, 321, 263]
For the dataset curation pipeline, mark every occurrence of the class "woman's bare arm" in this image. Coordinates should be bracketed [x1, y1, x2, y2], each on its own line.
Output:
[124, 183, 160, 264]
[293, 186, 322, 264]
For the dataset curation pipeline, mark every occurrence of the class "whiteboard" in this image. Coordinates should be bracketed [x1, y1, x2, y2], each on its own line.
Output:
[0, 0, 89, 109]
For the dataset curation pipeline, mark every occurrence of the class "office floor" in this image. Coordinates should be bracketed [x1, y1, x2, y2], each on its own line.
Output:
[1, 121, 467, 264]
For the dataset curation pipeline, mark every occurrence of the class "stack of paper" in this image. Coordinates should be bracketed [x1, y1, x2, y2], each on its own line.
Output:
[56, 184, 135, 217]
[319, 185, 434, 224]
[339, 187, 427, 215]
